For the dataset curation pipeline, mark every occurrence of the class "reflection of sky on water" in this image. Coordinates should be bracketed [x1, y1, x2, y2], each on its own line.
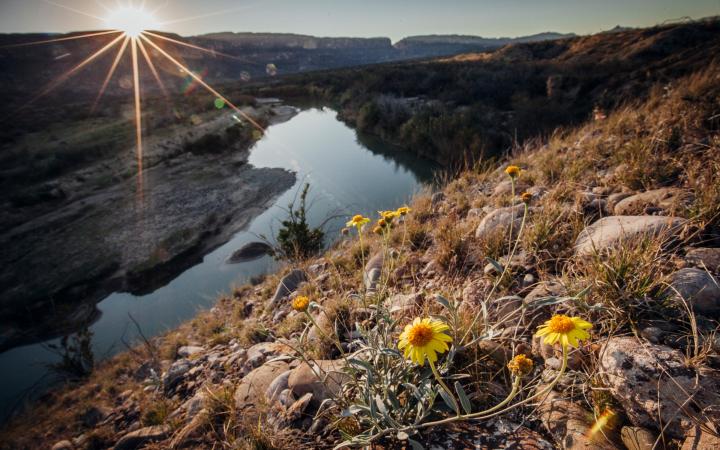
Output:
[0, 106, 436, 420]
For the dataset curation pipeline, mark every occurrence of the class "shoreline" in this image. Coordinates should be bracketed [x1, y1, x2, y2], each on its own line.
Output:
[0, 103, 299, 352]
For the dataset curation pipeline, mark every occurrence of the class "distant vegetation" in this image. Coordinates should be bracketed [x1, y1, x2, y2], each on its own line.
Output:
[253, 18, 720, 166]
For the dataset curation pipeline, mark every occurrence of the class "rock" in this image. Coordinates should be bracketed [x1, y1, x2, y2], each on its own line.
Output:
[475, 204, 527, 241]
[493, 179, 528, 197]
[537, 390, 619, 449]
[681, 424, 720, 450]
[271, 269, 307, 303]
[613, 188, 690, 215]
[574, 216, 687, 256]
[79, 405, 111, 427]
[242, 341, 291, 375]
[606, 192, 633, 212]
[163, 359, 191, 393]
[385, 292, 422, 318]
[685, 248, 720, 273]
[423, 418, 554, 449]
[113, 425, 170, 450]
[272, 392, 314, 428]
[307, 311, 333, 343]
[234, 360, 291, 409]
[226, 241, 273, 263]
[184, 390, 208, 420]
[621, 426, 657, 450]
[667, 268, 720, 315]
[266, 370, 292, 403]
[599, 336, 720, 438]
[51, 440, 74, 450]
[364, 253, 384, 291]
[524, 280, 567, 303]
[177, 345, 204, 358]
[287, 360, 349, 407]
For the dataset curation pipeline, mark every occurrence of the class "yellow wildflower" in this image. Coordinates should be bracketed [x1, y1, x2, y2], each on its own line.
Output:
[291, 295, 310, 312]
[507, 354, 534, 376]
[535, 314, 592, 349]
[346, 214, 370, 229]
[396, 206, 411, 216]
[505, 165, 521, 178]
[521, 192, 532, 204]
[377, 218, 387, 228]
[398, 317, 453, 366]
[372, 225, 383, 235]
[379, 210, 399, 222]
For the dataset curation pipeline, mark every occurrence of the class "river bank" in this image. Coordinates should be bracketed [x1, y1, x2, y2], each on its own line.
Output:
[0, 103, 298, 352]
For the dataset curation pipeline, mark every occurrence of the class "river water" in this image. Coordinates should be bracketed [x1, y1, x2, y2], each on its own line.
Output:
[0, 106, 436, 420]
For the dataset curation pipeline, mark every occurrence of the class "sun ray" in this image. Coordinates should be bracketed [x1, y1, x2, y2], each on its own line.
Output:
[130, 37, 144, 187]
[0, 30, 122, 49]
[136, 37, 169, 98]
[157, 3, 260, 27]
[92, 35, 130, 112]
[14, 33, 126, 116]
[139, 33, 267, 133]
[142, 31, 260, 64]
[43, 0, 106, 21]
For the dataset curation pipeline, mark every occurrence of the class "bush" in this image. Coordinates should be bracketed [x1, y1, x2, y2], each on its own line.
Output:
[275, 183, 325, 260]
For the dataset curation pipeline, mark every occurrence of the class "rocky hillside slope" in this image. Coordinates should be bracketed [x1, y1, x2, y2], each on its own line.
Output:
[256, 18, 720, 167]
[1, 41, 719, 449]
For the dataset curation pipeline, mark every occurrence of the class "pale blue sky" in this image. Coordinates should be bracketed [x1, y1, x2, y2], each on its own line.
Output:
[0, 0, 718, 41]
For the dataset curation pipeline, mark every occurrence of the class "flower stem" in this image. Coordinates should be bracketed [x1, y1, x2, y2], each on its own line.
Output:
[428, 359, 461, 417]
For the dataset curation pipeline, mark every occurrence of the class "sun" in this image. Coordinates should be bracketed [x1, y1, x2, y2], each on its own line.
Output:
[104, 6, 159, 38]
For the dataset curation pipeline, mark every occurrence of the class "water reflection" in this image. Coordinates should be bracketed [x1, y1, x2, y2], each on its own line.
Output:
[0, 105, 437, 422]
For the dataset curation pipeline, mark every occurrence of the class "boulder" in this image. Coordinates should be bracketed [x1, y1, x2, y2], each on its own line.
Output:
[606, 192, 633, 212]
[613, 188, 690, 215]
[234, 360, 291, 409]
[271, 269, 307, 303]
[287, 359, 349, 407]
[685, 248, 720, 273]
[667, 268, 720, 315]
[113, 425, 170, 450]
[574, 216, 687, 256]
[475, 204, 527, 241]
[599, 336, 720, 438]
[227, 241, 273, 263]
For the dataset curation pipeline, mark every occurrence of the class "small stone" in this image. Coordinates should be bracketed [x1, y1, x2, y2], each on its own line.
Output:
[684, 247, 720, 273]
[287, 360, 349, 407]
[667, 268, 720, 315]
[51, 440, 74, 450]
[681, 424, 720, 450]
[621, 426, 657, 450]
[113, 425, 170, 450]
[235, 360, 291, 409]
[613, 188, 690, 215]
[271, 269, 307, 303]
[177, 345, 204, 358]
[163, 359, 190, 393]
[574, 216, 687, 256]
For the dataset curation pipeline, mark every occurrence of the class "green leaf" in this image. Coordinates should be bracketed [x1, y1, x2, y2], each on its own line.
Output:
[485, 256, 504, 273]
[454, 381, 472, 414]
[435, 294, 451, 309]
[438, 388, 459, 414]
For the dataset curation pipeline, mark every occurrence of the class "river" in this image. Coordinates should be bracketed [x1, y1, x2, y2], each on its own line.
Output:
[0, 105, 436, 421]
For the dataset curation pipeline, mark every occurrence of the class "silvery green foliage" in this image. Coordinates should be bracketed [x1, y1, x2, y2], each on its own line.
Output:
[335, 295, 462, 448]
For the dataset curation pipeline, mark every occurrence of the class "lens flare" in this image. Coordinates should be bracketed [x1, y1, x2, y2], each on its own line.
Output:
[104, 6, 159, 38]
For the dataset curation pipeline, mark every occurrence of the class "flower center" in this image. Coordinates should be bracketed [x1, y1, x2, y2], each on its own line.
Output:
[407, 323, 434, 346]
[547, 315, 575, 333]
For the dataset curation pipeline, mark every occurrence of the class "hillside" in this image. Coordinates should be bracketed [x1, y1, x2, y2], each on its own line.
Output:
[1, 19, 720, 450]
[254, 18, 720, 166]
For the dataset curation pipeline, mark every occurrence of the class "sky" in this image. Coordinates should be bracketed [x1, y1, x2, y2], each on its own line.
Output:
[0, 0, 718, 41]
